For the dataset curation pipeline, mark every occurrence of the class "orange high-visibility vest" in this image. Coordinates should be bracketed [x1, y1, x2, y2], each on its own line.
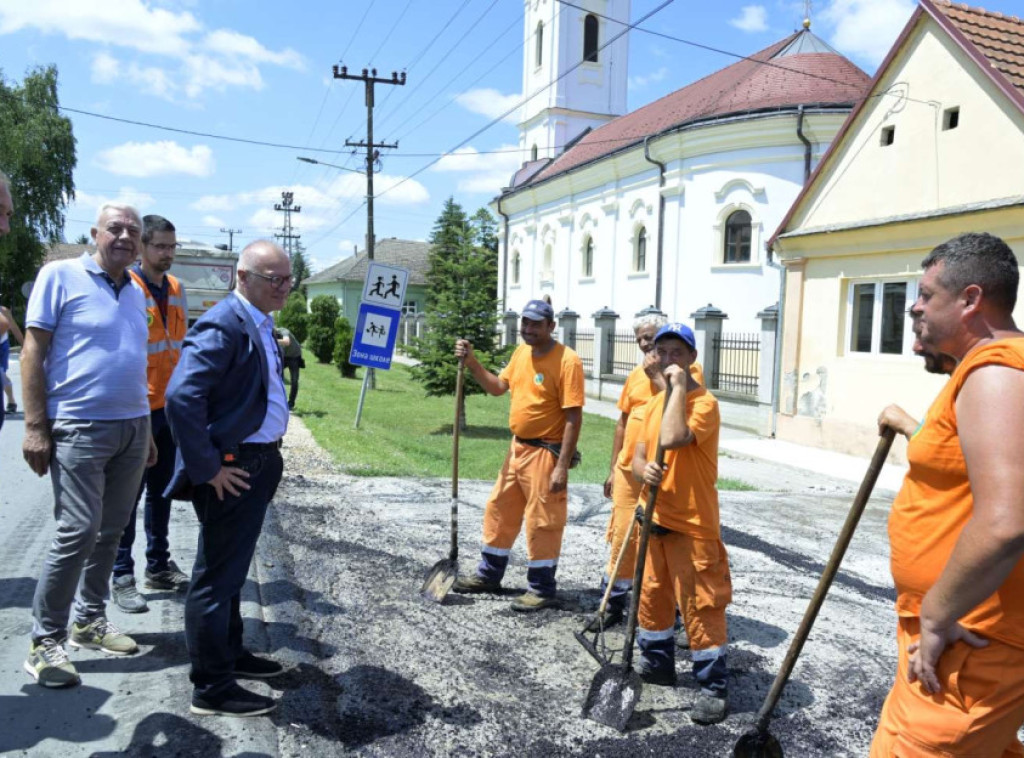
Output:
[129, 269, 187, 410]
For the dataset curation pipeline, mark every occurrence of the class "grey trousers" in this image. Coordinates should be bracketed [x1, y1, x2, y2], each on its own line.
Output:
[31, 416, 150, 641]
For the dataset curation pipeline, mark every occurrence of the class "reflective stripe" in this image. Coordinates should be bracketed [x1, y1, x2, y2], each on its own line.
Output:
[527, 558, 558, 568]
[482, 545, 511, 557]
[611, 578, 633, 591]
[166, 295, 185, 308]
[691, 644, 727, 661]
[637, 626, 675, 642]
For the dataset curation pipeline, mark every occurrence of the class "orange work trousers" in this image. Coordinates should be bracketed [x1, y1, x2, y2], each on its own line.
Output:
[870, 616, 1024, 757]
[603, 466, 643, 581]
[482, 439, 567, 563]
[637, 531, 731, 651]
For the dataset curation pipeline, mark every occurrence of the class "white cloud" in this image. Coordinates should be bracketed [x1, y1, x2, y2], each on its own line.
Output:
[201, 215, 225, 227]
[96, 141, 215, 178]
[821, 0, 916, 66]
[432, 144, 524, 195]
[729, 5, 769, 32]
[0, 0, 305, 100]
[455, 88, 522, 123]
[628, 67, 670, 90]
[74, 187, 156, 219]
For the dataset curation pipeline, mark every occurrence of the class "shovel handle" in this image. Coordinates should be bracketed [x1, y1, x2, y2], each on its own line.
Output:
[752, 426, 896, 733]
[449, 356, 465, 562]
[620, 382, 673, 670]
[595, 517, 638, 618]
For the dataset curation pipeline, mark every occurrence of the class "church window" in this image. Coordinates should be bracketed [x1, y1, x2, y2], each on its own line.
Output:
[582, 237, 594, 277]
[542, 244, 553, 280]
[512, 251, 521, 285]
[536, 22, 544, 68]
[584, 15, 599, 63]
[531, 144, 538, 162]
[724, 210, 752, 263]
[634, 227, 647, 272]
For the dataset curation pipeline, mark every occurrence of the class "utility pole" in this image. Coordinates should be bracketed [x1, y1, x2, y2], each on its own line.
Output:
[220, 227, 242, 252]
[274, 191, 302, 258]
[332, 66, 406, 261]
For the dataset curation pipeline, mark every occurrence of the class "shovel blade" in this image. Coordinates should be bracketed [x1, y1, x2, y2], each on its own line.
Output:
[733, 728, 784, 758]
[420, 558, 457, 603]
[581, 663, 642, 732]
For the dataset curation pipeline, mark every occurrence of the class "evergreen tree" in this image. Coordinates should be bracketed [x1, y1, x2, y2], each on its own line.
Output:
[307, 294, 339, 363]
[410, 198, 505, 426]
[0, 66, 76, 316]
[291, 240, 312, 298]
[73, 233, 90, 245]
[332, 316, 358, 378]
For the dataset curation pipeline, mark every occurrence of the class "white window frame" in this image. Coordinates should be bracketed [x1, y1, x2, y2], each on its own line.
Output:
[844, 277, 918, 357]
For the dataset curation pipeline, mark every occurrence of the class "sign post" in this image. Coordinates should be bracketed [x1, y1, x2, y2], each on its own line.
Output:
[351, 262, 408, 428]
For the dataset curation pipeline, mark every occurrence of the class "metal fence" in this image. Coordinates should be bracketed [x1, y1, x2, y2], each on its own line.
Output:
[712, 332, 760, 395]
[608, 330, 639, 377]
[573, 328, 595, 375]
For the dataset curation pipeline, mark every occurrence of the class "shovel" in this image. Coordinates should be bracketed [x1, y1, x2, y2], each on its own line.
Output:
[420, 356, 466, 603]
[581, 383, 672, 732]
[575, 516, 639, 665]
[734, 426, 896, 757]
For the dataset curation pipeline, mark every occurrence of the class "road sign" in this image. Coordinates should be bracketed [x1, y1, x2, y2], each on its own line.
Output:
[350, 302, 400, 371]
[361, 262, 408, 310]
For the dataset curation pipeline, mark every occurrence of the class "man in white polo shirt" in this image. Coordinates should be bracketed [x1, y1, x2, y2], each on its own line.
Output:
[21, 202, 154, 688]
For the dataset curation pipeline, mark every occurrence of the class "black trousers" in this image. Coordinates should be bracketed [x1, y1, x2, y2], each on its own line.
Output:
[283, 357, 301, 407]
[185, 446, 283, 700]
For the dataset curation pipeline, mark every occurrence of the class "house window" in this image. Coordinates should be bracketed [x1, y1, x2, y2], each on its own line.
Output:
[724, 210, 752, 263]
[531, 144, 538, 162]
[582, 238, 594, 277]
[880, 125, 895, 146]
[536, 22, 544, 68]
[634, 227, 647, 272]
[583, 14, 599, 63]
[401, 301, 417, 315]
[848, 279, 916, 355]
[943, 107, 960, 130]
[511, 251, 521, 285]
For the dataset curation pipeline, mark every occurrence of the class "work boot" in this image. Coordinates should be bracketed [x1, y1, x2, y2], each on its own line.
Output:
[452, 574, 501, 594]
[675, 626, 690, 650]
[691, 693, 729, 725]
[112, 575, 149, 613]
[637, 660, 677, 686]
[144, 560, 190, 591]
[6, 402, 16, 413]
[511, 591, 557, 612]
[24, 637, 80, 688]
[584, 606, 624, 632]
[70, 617, 138, 656]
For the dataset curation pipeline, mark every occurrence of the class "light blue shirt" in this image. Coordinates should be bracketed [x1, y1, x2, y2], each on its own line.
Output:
[235, 292, 289, 443]
[26, 252, 149, 420]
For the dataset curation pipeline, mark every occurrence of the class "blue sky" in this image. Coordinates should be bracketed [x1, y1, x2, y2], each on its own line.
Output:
[1, 0, 1020, 273]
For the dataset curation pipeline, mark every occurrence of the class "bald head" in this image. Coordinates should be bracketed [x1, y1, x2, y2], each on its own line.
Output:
[237, 240, 292, 314]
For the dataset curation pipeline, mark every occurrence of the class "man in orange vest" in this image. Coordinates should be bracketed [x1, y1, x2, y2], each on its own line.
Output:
[111, 215, 190, 613]
[871, 232, 1024, 757]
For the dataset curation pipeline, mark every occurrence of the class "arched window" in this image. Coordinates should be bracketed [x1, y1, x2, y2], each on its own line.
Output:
[531, 144, 538, 162]
[543, 244, 553, 278]
[536, 22, 544, 68]
[634, 227, 647, 272]
[583, 14, 599, 63]
[582, 237, 594, 277]
[724, 210, 752, 263]
[511, 251, 521, 285]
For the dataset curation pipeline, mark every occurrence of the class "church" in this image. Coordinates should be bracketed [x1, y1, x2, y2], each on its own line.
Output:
[494, 0, 872, 334]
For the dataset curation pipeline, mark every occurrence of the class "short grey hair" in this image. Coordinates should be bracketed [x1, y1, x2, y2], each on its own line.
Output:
[237, 239, 286, 275]
[95, 202, 142, 228]
[632, 312, 668, 333]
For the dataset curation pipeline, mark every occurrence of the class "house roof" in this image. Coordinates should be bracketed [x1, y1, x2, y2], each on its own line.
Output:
[45, 243, 92, 263]
[513, 28, 870, 190]
[768, 0, 1024, 250]
[303, 238, 430, 286]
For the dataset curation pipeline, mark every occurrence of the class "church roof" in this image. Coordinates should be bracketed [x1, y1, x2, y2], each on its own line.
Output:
[516, 29, 870, 190]
[303, 237, 430, 286]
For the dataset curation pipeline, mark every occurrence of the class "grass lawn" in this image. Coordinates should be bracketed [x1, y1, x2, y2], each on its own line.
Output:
[294, 356, 754, 489]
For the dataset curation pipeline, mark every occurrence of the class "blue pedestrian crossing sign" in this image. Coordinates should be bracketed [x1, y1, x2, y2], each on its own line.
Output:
[350, 302, 400, 370]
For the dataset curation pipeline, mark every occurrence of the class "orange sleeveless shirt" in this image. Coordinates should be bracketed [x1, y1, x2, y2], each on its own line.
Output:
[889, 338, 1024, 649]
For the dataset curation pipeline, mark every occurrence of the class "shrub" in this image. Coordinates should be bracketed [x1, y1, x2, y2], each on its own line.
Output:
[306, 295, 340, 364]
[277, 291, 309, 343]
[333, 316, 358, 378]
[307, 325, 335, 363]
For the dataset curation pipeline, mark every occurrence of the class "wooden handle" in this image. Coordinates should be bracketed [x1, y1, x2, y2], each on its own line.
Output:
[596, 518, 638, 617]
[449, 356, 465, 562]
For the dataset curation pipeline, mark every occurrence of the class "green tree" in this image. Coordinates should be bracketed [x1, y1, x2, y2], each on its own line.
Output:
[73, 233, 90, 245]
[410, 198, 504, 426]
[332, 316, 358, 378]
[277, 291, 309, 343]
[0, 66, 76, 316]
[307, 294, 339, 363]
[291, 240, 312, 298]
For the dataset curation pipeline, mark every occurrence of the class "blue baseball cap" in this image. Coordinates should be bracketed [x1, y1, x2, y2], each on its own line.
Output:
[522, 299, 555, 321]
[654, 322, 696, 349]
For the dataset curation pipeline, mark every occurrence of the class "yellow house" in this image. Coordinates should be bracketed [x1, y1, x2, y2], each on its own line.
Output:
[769, 0, 1024, 461]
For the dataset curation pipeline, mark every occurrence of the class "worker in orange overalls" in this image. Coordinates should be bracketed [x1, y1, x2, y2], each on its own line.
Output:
[452, 299, 585, 612]
[632, 322, 731, 726]
[871, 232, 1024, 757]
[593, 312, 704, 632]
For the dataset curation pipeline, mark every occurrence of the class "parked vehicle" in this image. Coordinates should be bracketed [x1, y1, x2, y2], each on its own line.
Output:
[172, 241, 238, 324]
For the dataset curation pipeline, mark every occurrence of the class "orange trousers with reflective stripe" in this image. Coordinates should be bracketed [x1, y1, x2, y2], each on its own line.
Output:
[482, 440, 567, 562]
[637, 532, 731, 651]
[603, 467, 642, 581]
[870, 616, 1024, 757]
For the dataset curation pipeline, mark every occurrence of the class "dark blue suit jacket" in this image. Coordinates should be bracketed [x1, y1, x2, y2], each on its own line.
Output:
[164, 292, 277, 499]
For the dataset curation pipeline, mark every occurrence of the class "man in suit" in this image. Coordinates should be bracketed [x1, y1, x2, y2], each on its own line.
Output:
[164, 240, 292, 717]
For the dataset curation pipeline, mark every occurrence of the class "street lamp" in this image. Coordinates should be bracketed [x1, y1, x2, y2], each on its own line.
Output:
[296, 156, 364, 174]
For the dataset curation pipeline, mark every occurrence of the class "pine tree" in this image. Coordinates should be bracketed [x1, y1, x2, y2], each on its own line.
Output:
[410, 198, 505, 427]
[291, 240, 312, 298]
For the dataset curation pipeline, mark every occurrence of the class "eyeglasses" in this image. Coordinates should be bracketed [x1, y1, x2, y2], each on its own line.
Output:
[244, 270, 293, 289]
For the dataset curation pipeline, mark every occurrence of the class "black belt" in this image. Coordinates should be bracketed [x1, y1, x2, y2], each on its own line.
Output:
[237, 440, 282, 453]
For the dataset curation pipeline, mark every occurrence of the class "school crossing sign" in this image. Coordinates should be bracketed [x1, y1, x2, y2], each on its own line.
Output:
[349, 262, 408, 371]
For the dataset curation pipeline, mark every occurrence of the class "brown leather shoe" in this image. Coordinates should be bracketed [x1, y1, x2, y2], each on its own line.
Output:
[510, 592, 557, 612]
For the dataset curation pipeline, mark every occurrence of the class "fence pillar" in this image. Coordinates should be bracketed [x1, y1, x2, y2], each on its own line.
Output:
[592, 306, 619, 377]
[690, 304, 728, 388]
[502, 310, 519, 348]
[414, 313, 426, 339]
[557, 308, 579, 350]
[757, 303, 779, 404]
[633, 304, 667, 323]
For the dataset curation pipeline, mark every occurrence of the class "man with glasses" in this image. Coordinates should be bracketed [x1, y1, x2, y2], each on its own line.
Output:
[22, 203, 153, 688]
[165, 240, 292, 717]
[111, 215, 191, 613]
